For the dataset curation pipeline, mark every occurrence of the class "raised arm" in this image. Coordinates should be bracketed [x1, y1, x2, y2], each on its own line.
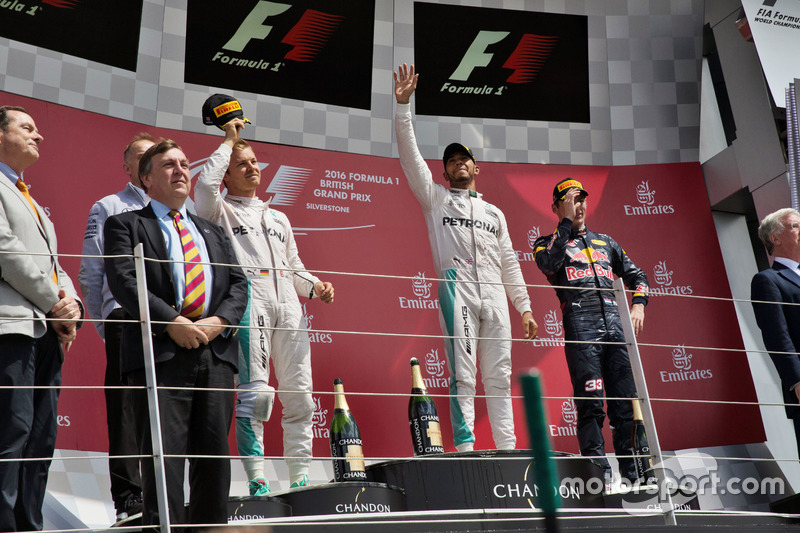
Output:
[394, 64, 437, 210]
[194, 118, 247, 220]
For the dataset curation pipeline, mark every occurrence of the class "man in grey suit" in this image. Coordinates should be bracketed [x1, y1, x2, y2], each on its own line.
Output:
[752, 207, 800, 456]
[0, 105, 83, 531]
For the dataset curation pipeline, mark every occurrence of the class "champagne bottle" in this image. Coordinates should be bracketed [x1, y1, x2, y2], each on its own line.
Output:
[330, 378, 367, 482]
[631, 397, 657, 485]
[408, 358, 444, 455]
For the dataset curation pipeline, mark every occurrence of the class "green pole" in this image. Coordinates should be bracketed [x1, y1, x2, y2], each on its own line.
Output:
[521, 369, 560, 533]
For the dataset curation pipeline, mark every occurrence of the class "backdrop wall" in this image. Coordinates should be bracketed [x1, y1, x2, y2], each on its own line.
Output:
[3, 93, 763, 459]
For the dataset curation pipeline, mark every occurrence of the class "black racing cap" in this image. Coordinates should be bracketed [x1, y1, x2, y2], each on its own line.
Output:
[552, 178, 589, 203]
[442, 142, 476, 167]
[202, 94, 252, 130]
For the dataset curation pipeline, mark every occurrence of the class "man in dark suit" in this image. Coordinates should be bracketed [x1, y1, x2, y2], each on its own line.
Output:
[751, 207, 800, 455]
[0, 105, 83, 531]
[104, 139, 247, 527]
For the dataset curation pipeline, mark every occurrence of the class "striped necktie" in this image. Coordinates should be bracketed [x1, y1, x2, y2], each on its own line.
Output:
[169, 210, 205, 318]
[17, 179, 57, 284]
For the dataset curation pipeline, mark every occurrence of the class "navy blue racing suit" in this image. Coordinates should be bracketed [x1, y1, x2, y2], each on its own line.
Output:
[533, 218, 649, 479]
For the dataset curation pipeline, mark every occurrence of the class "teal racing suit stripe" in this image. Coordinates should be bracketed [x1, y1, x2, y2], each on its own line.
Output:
[237, 280, 254, 384]
[439, 269, 475, 448]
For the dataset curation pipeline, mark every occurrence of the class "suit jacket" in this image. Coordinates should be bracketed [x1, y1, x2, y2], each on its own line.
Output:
[751, 261, 800, 418]
[0, 171, 81, 342]
[104, 203, 247, 375]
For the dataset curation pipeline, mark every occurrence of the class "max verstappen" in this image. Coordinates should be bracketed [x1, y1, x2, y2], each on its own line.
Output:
[533, 179, 649, 484]
[395, 64, 538, 452]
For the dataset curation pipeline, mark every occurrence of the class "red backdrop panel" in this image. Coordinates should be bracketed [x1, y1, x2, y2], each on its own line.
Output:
[1, 93, 764, 458]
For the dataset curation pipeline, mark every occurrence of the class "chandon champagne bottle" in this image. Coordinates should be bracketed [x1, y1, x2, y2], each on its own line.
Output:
[330, 379, 367, 482]
[408, 358, 444, 455]
[631, 397, 657, 485]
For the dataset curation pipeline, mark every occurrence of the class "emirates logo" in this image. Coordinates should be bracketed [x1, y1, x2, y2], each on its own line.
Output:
[561, 398, 577, 425]
[543, 309, 563, 337]
[660, 344, 711, 383]
[412, 272, 432, 299]
[532, 308, 565, 347]
[653, 260, 674, 286]
[424, 349, 447, 378]
[527, 226, 541, 249]
[671, 345, 693, 371]
[302, 303, 314, 329]
[312, 396, 328, 427]
[625, 180, 674, 216]
[311, 396, 330, 438]
[635, 180, 656, 206]
[651, 259, 692, 298]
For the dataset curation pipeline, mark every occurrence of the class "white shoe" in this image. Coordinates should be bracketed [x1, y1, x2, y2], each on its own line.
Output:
[290, 474, 309, 488]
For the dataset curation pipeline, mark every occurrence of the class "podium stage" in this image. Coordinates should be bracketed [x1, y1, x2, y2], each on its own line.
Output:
[223, 450, 714, 523]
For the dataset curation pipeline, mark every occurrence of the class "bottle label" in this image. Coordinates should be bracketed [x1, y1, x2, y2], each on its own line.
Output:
[410, 416, 444, 455]
[344, 444, 365, 472]
[331, 441, 367, 481]
[427, 420, 443, 447]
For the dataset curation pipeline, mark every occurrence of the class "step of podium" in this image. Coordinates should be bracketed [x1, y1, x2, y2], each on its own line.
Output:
[228, 494, 292, 522]
[278, 481, 406, 516]
[225, 449, 696, 523]
[227, 481, 406, 523]
[603, 483, 699, 513]
[367, 449, 607, 510]
[225, 450, 702, 524]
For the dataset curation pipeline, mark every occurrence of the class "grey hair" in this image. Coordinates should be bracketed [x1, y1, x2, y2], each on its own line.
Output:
[758, 208, 800, 255]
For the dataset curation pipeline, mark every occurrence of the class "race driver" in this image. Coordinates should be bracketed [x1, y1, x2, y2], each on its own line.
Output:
[194, 118, 334, 495]
[394, 63, 538, 452]
[533, 178, 649, 483]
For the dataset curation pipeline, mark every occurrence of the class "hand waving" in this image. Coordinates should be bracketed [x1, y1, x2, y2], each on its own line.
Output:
[394, 63, 418, 104]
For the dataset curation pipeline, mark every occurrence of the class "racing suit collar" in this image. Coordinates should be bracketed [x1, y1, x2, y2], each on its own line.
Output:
[226, 194, 266, 209]
[449, 188, 481, 198]
[126, 181, 148, 203]
[570, 224, 588, 238]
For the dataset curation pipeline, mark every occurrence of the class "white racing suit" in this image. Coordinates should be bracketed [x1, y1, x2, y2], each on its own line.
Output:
[79, 182, 149, 509]
[195, 144, 320, 483]
[78, 182, 149, 340]
[396, 104, 533, 451]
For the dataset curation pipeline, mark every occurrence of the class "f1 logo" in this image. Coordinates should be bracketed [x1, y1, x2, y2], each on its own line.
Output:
[413, 2, 588, 122]
[450, 30, 559, 84]
[224, 1, 291, 52]
[223, 0, 344, 62]
[450, 31, 509, 80]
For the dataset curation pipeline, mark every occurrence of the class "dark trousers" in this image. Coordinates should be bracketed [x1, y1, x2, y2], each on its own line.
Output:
[0, 331, 62, 532]
[128, 345, 235, 527]
[104, 309, 141, 507]
[564, 317, 636, 479]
